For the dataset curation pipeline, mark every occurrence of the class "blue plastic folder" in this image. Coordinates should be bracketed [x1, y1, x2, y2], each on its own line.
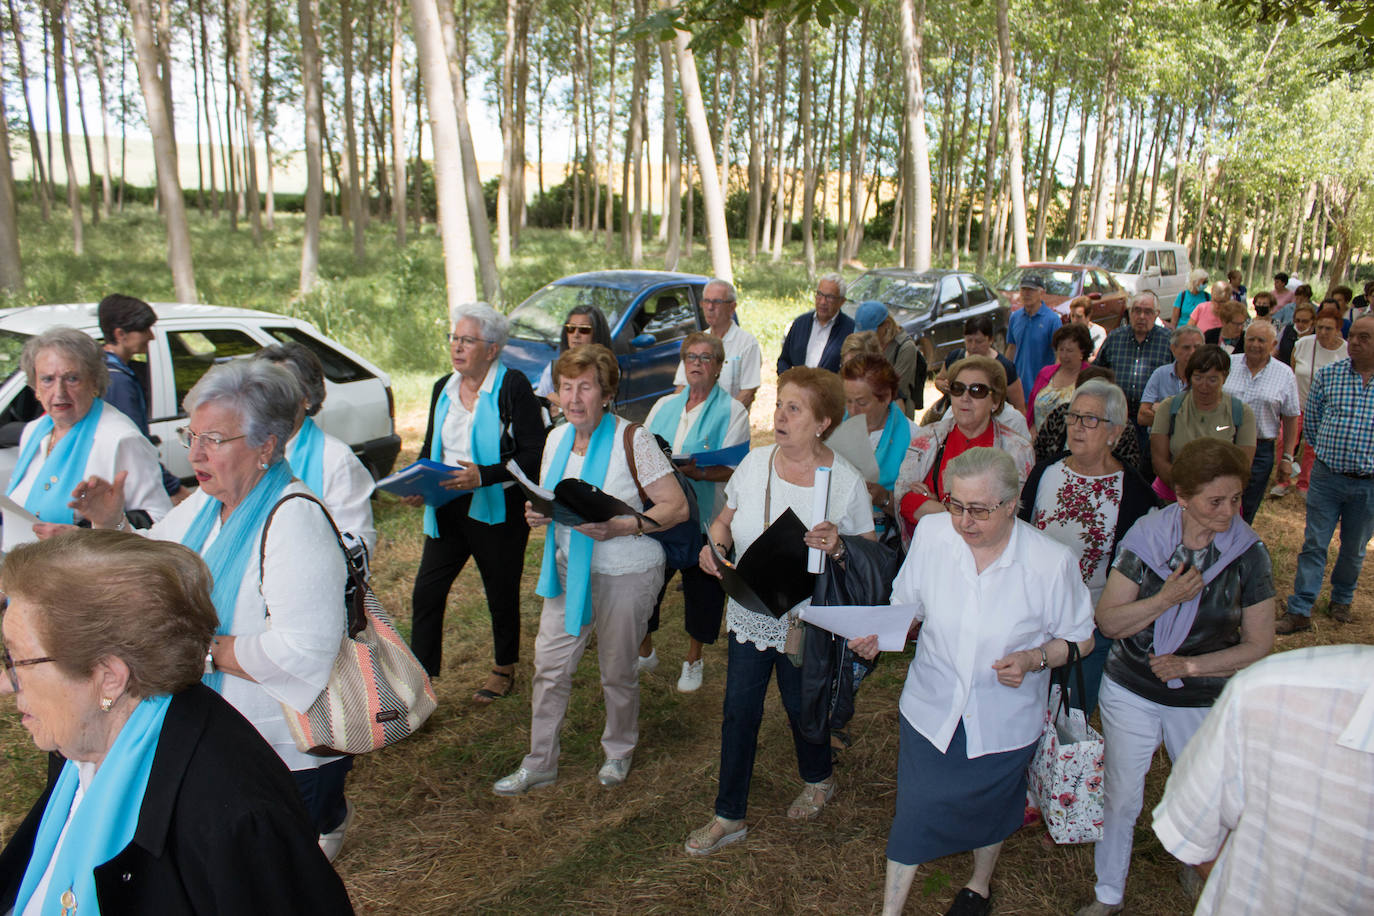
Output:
[672, 441, 749, 468]
[374, 458, 468, 507]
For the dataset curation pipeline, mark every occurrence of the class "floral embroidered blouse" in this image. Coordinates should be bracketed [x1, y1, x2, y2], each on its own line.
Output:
[1029, 460, 1123, 603]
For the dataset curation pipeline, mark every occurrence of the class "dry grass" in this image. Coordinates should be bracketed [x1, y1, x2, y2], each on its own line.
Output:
[2, 382, 1371, 916]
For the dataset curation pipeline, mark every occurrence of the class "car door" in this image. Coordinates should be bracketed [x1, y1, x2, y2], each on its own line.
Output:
[926, 277, 966, 355]
[615, 284, 702, 421]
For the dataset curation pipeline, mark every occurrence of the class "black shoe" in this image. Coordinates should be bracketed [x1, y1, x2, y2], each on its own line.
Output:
[945, 887, 992, 916]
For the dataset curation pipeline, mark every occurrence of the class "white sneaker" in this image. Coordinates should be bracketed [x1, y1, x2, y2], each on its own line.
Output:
[492, 766, 557, 796]
[1269, 484, 1290, 498]
[597, 756, 632, 786]
[677, 659, 704, 692]
[636, 649, 659, 673]
[318, 799, 355, 863]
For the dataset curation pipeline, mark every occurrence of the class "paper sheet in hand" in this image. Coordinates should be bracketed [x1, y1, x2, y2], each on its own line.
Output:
[711, 508, 813, 618]
[0, 493, 39, 523]
[506, 459, 650, 527]
[373, 458, 468, 507]
[799, 603, 919, 651]
[827, 415, 880, 483]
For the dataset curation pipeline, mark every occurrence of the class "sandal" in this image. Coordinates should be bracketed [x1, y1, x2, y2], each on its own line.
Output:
[684, 817, 747, 856]
[786, 778, 836, 820]
[473, 668, 514, 704]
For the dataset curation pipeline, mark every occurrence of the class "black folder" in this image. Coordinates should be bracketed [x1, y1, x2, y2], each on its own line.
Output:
[711, 508, 814, 618]
[506, 459, 653, 528]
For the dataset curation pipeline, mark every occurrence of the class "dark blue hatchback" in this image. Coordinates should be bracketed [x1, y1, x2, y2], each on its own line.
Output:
[501, 270, 710, 422]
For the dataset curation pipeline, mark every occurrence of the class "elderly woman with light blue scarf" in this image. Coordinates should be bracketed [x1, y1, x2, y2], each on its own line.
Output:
[405, 302, 547, 703]
[493, 344, 687, 796]
[62, 359, 353, 861]
[637, 331, 751, 692]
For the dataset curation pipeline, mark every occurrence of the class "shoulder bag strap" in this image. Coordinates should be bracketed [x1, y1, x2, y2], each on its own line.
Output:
[763, 445, 778, 522]
[259, 491, 367, 636]
[623, 421, 650, 505]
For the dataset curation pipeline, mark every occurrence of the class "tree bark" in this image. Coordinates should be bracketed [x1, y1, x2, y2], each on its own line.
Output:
[51, 0, 83, 253]
[977, 49, 1002, 272]
[128, 0, 196, 300]
[899, 0, 932, 270]
[339, 0, 363, 257]
[195, 0, 220, 216]
[66, 16, 99, 225]
[996, 0, 1028, 264]
[661, 40, 680, 268]
[390, 0, 406, 244]
[0, 36, 25, 292]
[91, 0, 114, 218]
[799, 23, 816, 280]
[412, 0, 479, 304]
[236, 0, 264, 243]
[671, 14, 731, 282]
[497, 0, 519, 264]
[7, 0, 51, 219]
[297, 0, 324, 293]
[260, 0, 277, 229]
[1090, 44, 1121, 240]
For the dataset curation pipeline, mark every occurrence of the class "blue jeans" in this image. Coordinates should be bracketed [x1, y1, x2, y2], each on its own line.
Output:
[1287, 459, 1374, 617]
[714, 635, 832, 821]
[1241, 439, 1275, 524]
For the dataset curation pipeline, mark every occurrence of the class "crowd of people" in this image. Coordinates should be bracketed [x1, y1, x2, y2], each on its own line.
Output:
[0, 269, 1370, 914]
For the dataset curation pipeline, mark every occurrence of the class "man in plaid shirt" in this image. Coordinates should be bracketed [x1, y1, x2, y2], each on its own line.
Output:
[1278, 314, 1374, 633]
[1095, 291, 1173, 478]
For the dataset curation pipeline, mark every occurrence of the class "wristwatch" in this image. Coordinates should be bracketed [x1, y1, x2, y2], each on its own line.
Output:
[1037, 646, 1049, 671]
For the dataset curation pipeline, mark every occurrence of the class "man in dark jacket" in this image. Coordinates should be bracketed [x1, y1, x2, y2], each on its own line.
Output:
[777, 272, 855, 374]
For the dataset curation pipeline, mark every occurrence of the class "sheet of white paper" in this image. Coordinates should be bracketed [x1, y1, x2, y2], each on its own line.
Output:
[826, 415, 880, 483]
[799, 603, 919, 652]
[0, 493, 39, 523]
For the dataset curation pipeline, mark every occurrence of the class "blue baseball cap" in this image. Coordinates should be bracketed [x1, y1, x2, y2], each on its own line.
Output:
[854, 300, 890, 332]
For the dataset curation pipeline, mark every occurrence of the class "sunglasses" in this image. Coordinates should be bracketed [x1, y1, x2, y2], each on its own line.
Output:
[943, 497, 1008, 520]
[564, 325, 595, 336]
[948, 381, 992, 399]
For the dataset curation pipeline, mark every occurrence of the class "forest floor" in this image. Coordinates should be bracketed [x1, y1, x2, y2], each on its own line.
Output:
[1, 207, 1370, 913]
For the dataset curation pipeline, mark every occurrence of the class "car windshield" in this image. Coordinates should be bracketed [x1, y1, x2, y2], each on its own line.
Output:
[997, 268, 1080, 298]
[846, 273, 936, 313]
[506, 284, 636, 345]
[1066, 244, 1143, 274]
[0, 329, 28, 379]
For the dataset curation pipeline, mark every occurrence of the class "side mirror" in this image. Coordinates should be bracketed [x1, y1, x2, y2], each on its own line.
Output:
[630, 333, 656, 349]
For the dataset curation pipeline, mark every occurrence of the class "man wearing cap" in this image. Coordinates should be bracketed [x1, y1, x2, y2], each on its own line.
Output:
[777, 272, 855, 374]
[672, 278, 761, 409]
[853, 299, 924, 417]
[1094, 290, 1174, 478]
[1005, 274, 1061, 390]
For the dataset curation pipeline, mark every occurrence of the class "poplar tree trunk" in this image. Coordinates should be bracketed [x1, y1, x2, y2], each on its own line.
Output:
[7, 0, 51, 220]
[497, 0, 519, 264]
[0, 38, 24, 293]
[899, 0, 932, 269]
[260, 0, 276, 230]
[67, 21, 99, 226]
[977, 51, 1002, 273]
[390, 0, 407, 245]
[672, 16, 732, 282]
[799, 25, 816, 280]
[91, 0, 114, 218]
[297, 0, 324, 293]
[236, 0, 264, 243]
[340, 0, 363, 258]
[661, 41, 681, 268]
[51, 0, 83, 253]
[996, 0, 1028, 265]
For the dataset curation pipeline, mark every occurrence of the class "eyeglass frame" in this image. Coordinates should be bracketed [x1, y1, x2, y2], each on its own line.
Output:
[682, 352, 718, 364]
[562, 324, 596, 336]
[1064, 411, 1110, 429]
[942, 496, 1010, 520]
[948, 380, 992, 399]
[2, 645, 57, 691]
[448, 333, 494, 348]
[176, 427, 248, 450]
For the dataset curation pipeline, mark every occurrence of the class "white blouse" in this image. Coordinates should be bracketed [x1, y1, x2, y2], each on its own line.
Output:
[289, 426, 377, 556]
[644, 392, 751, 521]
[3, 406, 171, 550]
[1291, 335, 1348, 405]
[540, 417, 674, 576]
[723, 447, 873, 651]
[149, 481, 346, 772]
[1029, 461, 1123, 604]
[893, 516, 1095, 757]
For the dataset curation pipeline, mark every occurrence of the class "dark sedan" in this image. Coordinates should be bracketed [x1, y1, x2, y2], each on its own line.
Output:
[500, 270, 709, 421]
[994, 262, 1128, 329]
[843, 268, 1008, 366]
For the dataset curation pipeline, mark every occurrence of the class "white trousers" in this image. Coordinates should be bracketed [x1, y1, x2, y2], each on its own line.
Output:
[1093, 675, 1210, 905]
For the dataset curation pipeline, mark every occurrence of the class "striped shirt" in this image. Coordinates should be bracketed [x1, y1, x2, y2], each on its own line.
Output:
[1305, 358, 1374, 475]
[1152, 645, 1374, 916]
[1223, 354, 1301, 439]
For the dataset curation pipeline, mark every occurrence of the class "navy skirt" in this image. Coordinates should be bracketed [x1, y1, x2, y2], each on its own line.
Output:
[886, 716, 1037, 866]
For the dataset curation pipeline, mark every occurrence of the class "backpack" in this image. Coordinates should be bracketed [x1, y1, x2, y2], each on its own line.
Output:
[623, 423, 704, 569]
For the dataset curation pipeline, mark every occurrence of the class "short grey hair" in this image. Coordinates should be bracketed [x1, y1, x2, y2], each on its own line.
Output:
[1170, 325, 1204, 347]
[450, 301, 509, 349]
[183, 360, 302, 462]
[253, 342, 326, 416]
[21, 327, 109, 397]
[1131, 290, 1159, 311]
[1072, 379, 1129, 428]
[944, 447, 1020, 508]
[704, 278, 736, 302]
[817, 271, 846, 294]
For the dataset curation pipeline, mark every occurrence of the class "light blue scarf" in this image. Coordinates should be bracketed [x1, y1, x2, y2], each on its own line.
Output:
[7, 398, 106, 524]
[286, 416, 325, 498]
[536, 413, 618, 636]
[424, 364, 509, 537]
[180, 460, 294, 693]
[648, 384, 732, 515]
[14, 694, 172, 916]
[874, 402, 912, 493]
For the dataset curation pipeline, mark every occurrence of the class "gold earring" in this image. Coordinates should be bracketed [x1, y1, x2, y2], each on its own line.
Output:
[100, 696, 114, 713]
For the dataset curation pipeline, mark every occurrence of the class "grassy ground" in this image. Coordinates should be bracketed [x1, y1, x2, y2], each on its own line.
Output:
[1, 206, 1371, 914]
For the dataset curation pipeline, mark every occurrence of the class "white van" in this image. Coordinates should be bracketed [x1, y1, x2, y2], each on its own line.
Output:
[1064, 240, 1192, 319]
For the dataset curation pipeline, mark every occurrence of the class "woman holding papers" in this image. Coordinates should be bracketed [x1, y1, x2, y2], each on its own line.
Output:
[1075, 438, 1273, 916]
[851, 447, 1095, 916]
[253, 343, 376, 557]
[493, 345, 686, 795]
[3, 327, 170, 550]
[406, 303, 547, 702]
[685, 367, 873, 855]
[893, 355, 1033, 538]
[640, 332, 751, 692]
[841, 353, 917, 544]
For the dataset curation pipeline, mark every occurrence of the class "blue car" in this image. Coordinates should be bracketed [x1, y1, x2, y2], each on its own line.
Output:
[501, 270, 711, 422]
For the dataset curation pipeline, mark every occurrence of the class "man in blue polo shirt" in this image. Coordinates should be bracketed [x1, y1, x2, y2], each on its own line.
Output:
[1005, 275, 1060, 391]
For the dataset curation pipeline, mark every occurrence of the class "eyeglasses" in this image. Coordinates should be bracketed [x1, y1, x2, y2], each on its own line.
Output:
[948, 381, 992, 399]
[1065, 411, 1109, 429]
[177, 427, 247, 450]
[943, 497, 1009, 520]
[816, 292, 846, 303]
[683, 353, 717, 364]
[563, 325, 595, 337]
[448, 334, 492, 348]
[702, 298, 734, 307]
[2, 645, 56, 691]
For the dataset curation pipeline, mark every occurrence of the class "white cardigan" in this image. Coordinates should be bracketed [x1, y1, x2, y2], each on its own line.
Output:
[288, 426, 377, 556]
